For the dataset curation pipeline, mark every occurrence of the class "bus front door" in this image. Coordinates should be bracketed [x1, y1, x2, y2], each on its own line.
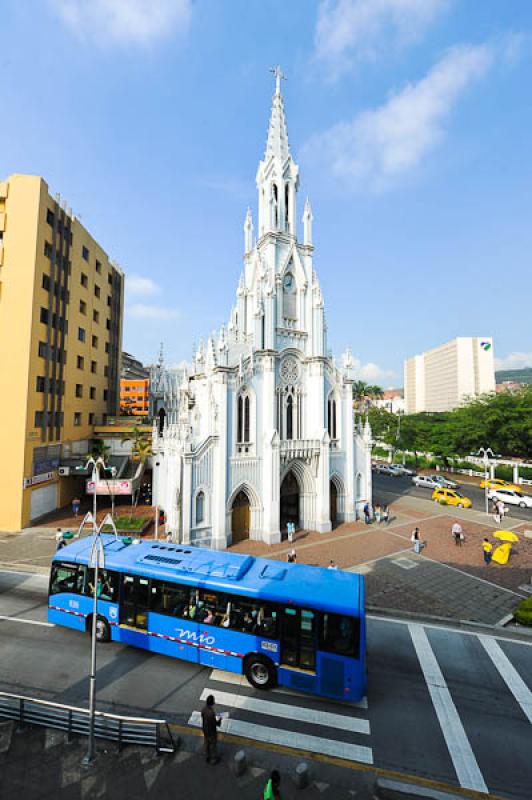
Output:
[280, 607, 316, 673]
[120, 574, 150, 647]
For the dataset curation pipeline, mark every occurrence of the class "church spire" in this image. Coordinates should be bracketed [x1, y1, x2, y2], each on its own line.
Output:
[265, 66, 290, 161]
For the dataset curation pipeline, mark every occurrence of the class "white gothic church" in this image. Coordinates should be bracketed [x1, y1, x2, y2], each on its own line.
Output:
[152, 69, 372, 549]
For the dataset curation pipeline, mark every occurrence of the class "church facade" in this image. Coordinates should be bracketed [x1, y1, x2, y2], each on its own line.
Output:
[152, 70, 372, 549]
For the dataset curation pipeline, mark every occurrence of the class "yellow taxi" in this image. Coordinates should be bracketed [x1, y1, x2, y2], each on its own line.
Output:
[479, 478, 521, 492]
[432, 488, 472, 508]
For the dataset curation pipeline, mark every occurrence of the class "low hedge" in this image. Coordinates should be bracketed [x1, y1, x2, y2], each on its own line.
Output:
[514, 597, 532, 627]
[102, 516, 148, 532]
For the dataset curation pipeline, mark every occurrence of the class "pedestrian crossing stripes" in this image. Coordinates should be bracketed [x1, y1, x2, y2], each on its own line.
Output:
[478, 635, 532, 725]
[187, 671, 373, 765]
[188, 710, 374, 764]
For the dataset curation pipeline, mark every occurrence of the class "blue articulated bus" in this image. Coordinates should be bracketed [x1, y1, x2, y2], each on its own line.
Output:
[49, 535, 366, 701]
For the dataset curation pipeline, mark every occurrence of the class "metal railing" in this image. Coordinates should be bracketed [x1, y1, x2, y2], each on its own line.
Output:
[0, 692, 176, 754]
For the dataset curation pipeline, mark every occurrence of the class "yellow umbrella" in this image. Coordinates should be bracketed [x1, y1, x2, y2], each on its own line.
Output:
[493, 530, 520, 543]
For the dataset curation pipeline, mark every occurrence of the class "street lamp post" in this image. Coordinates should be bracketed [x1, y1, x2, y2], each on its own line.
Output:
[475, 447, 496, 517]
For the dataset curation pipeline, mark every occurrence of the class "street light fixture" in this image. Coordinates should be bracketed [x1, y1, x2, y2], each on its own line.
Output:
[474, 447, 497, 516]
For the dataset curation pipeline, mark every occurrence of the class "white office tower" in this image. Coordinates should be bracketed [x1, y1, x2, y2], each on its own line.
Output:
[152, 69, 372, 549]
[404, 337, 496, 413]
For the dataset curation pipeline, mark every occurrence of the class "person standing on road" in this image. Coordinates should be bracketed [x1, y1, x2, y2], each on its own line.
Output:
[497, 499, 506, 522]
[55, 528, 66, 550]
[263, 770, 282, 800]
[482, 538, 493, 565]
[451, 521, 463, 546]
[201, 695, 221, 765]
[382, 505, 390, 525]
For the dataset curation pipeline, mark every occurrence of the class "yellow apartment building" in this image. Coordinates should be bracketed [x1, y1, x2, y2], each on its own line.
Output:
[0, 174, 124, 531]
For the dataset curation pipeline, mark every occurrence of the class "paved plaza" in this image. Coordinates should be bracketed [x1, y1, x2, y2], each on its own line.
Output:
[1, 490, 530, 627]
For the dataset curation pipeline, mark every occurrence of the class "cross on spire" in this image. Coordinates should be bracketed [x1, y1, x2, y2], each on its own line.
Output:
[270, 65, 286, 96]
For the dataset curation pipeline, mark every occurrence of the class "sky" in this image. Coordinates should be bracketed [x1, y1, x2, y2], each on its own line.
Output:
[1, 0, 532, 387]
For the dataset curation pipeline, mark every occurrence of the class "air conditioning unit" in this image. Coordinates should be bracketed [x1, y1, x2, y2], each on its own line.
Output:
[58, 466, 70, 477]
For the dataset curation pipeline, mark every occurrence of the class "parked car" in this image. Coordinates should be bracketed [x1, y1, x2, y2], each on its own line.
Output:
[427, 474, 459, 489]
[480, 478, 521, 493]
[431, 488, 472, 508]
[389, 464, 416, 477]
[412, 475, 444, 489]
[487, 488, 532, 509]
[375, 463, 401, 476]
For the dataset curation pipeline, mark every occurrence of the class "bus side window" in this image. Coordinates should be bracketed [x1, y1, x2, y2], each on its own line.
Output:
[50, 562, 84, 595]
[151, 581, 190, 618]
[198, 590, 227, 626]
[84, 569, 117, 601]
[228, 597, 278, 638]
[320, 613, 359, 658]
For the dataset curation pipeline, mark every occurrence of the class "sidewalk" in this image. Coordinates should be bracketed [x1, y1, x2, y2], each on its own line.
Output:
[0, 723, 377, 800]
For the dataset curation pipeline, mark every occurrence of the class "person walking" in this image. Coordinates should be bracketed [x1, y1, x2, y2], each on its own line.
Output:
[382, 505, 390, 525]
[451, 521, 463, 547]
[411, 527, 423, 554]
[492, 498, 500, 524]
[55, 528, 66, 551]
[328, 560, 338, 570]
[482, 538, 493, 565]
[201, 695, 221, 765]
[374, 503, 382, 524]
[71, 497, 80, 517]
[263, 770, 282, 800]
[497, 499, 505, 522]
[363, 502, 371, 525]
[287, 549, 297, 564]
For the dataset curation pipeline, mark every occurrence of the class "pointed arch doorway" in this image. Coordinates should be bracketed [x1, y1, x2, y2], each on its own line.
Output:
[231, 490, 251, 544]
[330, 480, 338, 527]
[280, 471, 299, 531]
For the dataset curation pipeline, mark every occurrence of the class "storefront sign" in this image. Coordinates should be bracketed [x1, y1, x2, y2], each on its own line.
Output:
[23, 472, 55, 488]
[86, 479, 132, 496]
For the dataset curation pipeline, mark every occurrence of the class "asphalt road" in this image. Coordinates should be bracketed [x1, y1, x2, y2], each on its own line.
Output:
[372, 472, 532, 522]
[1, 570, 532, 799]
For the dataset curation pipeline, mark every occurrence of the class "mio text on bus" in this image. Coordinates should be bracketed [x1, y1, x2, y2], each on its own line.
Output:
[48, 535, 367, 701]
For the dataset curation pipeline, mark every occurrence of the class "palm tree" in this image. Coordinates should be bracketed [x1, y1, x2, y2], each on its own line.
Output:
[352, 380, 369, 412]
[124, 426, 153, 511]
[366, 385, 384, 400]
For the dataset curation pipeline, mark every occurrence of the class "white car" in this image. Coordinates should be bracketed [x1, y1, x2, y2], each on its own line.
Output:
[375, 464, 401, 477]
[412, 475, 444, 489]
[487, 488, 532, 509]
[427, 474, 459, 489]
[390, 464, 416, 477]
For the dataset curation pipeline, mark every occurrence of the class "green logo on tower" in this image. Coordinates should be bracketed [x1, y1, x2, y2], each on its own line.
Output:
[480, 341, 491, 351]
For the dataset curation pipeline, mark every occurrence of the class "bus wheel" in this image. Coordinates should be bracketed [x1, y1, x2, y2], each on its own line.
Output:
[88, 616, 110, 643]
[244, 655, 276, 690]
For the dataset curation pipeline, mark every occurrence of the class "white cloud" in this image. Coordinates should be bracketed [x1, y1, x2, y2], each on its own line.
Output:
[126, 276, 160, 296]
[49, 0, 192, 47]
[351, 357, 396, 383]
[494, 352, 532, 371]
[304, 44, 493, 189]
[314, 0, 449, 79]
[128, 303, 178, 320]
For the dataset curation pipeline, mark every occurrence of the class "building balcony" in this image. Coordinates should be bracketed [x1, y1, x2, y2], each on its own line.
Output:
[280, 439, 320, 463]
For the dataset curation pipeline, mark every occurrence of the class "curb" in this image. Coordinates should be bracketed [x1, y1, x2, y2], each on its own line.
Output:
[374, 777, 498, 800]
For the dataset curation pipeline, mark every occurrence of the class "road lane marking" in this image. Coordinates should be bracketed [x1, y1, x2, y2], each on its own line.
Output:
[479, 635, 532, 724]
[187, 710, 373, 764]
[0, 615, 54, 628]
[409, 623, 488, 793]
[198, 688, 370, 735]
[208, 669, 368, 708]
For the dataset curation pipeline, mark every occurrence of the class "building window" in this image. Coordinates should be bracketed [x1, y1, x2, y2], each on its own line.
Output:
[103, 389, 108, 401]
[78, 327, 86, 342]
[92, 335, 98, 348]
[42, 274, 51, 291]
[196, 491, 205, 524]
[107, 296, 112, 307]
[327, 396, 337, 440]
[237, 391, 252, 445]
[90, 386, 96, 400]
[79, 299, 87, 315]
[38, 341, 47, 358]
[105, 342, 109, 354]
[74, 412, 82, 426]
[36, 376, 45, 392]
[94, 284, 100, 299]
[104, 366, 108, 377]
[91, 361, 97, 374]
[75, 384, 83, 398]
[95, 259, 102, 274]
[82, 246, 89, 261]
[35, 411, 44, 427]
[93, 309, 99, 323]
[81, 273, 88, 288]
[108, 274, 113, 286]
[44, 241, 53, 259]
[40, 307, 49, 324]
[88, 413, 95, 425]
[286, 394, 294, 440]
[46, 209, 55, 227]
[77, 355, 84, 369]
